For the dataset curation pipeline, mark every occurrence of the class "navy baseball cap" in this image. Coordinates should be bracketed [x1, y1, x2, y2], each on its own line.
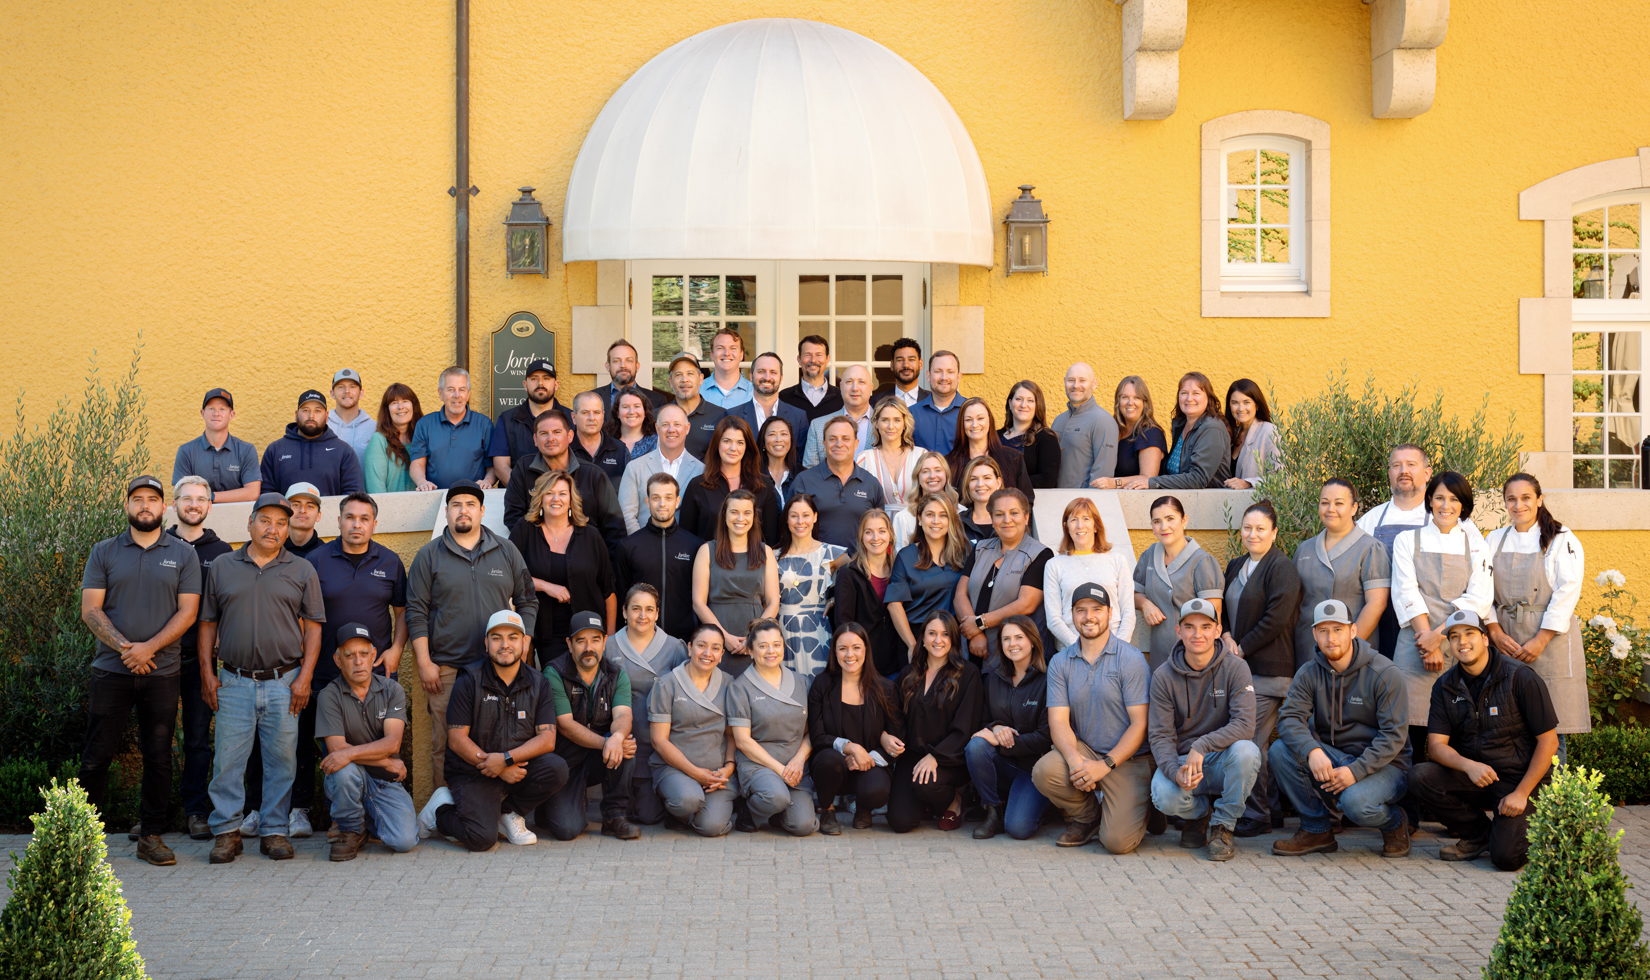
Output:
[446, 480, 484, 503]
[297, 389, 328, 408]
[1071, 583, 1111, 608]
[569, 611, 605, 636]
[336, 622, 374, 647]
[126, 475, 165, 498]
[525, 358, 556, 378]
[202, 387, 234, 409]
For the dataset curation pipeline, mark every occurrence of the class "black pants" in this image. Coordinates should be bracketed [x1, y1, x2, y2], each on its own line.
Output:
[78, 669, 179, 833]
[535, 744, 634, 840]
[1409, 761, 1540, 871]
[436, 754, 569, 852]
[810, 748, 892, 812]
[887, 754, 967, 833]
[177, 659, 214, 817]
[246, 695, 319, 812]
[1376, 602, 1400, 659]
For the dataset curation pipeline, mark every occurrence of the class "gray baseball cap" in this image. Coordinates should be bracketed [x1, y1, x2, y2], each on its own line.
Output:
[332, 369, 362, 386]
[1443, 609, 1486, 634]
[1178, 598, 1219, 623]
[1312, 600, 1353, 626]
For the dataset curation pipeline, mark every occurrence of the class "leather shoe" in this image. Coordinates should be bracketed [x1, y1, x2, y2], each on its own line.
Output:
[972, 805, 1005, 840]
[1233, 816, 1271, 838]
[209, 832, 242, 864]
[1438, 836, 1491, 862]
[601, 815, 641, 840]
[817, 809, 841, 835]
[187, 814, 212, 841]
[1056, 818, 1100, 847]
[852, 807, 873, 830]
[136, 835, 176, 866]
[329, 830, 365, 862]
[1382, 818, 1411, 858]
[1272, 828, 1338, 856]
[260, 834, 295, 860]
[937, 807, 963, 831]
[1179, 813, 1210, 849]
[1145, 801, 1168, 836]
[1206, 825, 1237, 862]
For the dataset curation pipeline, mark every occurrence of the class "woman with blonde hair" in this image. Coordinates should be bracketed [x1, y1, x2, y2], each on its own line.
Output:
[886, 491, 971, 665]
[833, 509, 906, 676]
[508, 470, 615, 662]
[1092, 375, 1166, 489]
[1043, 496, 1136, 648]
[857, 397, 919, 511]
[892, 450, 954, 548]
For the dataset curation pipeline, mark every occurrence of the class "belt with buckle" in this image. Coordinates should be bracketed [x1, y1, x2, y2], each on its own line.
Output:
[222, 660, 301, 681]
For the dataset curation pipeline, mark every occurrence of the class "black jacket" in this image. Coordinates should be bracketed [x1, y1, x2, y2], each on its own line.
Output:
[615, 520, 705, 641]
[450, 660, 551, 759]
[492, 398, 568, 468]
[999, 428, 1062, 490]
[503, 451, 626, 556]
[1222, 546, 1303, 679]
[589, 382, 669, 412]
[169, 526, 234, 661]
[779, 382, 843, 425]
[544, 649, 626, 735]
[833, 562, 905, 676]
[947, 444, 1036, 505]
[1429, 648, 1558, 783]
[508, 521, 614, 649]
[677, 473, 781, 547]
[807, 670, 901, 754]
[979, 662, 1052, 764]
[571, 432, 630, 487]
[893, 660, 985, 768]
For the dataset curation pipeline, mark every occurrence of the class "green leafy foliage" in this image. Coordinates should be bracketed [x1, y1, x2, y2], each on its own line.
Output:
[0, 757, 80, 829]
[1582, 572, 1650, 727]
[1567, 728, 1650, 805]
[0, 780, 147, 980]
[1483, 765, 1650, 980]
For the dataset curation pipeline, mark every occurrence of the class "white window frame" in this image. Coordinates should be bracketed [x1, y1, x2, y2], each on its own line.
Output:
[1571, 191, 1646, 321]
[1219, 136, 1306, 291]
[776, 261, 928, 388]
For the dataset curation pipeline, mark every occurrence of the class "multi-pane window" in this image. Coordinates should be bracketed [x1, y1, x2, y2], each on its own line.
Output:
[1573, 203, 1641, 300]
[796, 273, 907, 387]
[1573, 330, 1642, 488]
[1220, 136, 1305, 291]
[648, 274, 757, 390]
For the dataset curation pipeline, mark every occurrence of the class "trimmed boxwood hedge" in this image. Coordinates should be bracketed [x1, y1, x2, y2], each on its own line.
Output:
[1567, 726, 1650, 805]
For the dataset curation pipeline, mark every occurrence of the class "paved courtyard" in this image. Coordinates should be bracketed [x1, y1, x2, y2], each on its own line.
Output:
[6, 807, 1646, 980]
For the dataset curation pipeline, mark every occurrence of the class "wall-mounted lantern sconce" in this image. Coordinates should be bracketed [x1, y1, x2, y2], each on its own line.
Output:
[504, 187, 552, 277]
[1004, 185, 1049, 276]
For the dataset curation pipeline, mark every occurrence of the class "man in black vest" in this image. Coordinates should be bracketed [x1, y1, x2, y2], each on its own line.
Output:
[537, 611, 640, 841]
[417, 609, 569, 851]
[1410, 610, 1559, 871]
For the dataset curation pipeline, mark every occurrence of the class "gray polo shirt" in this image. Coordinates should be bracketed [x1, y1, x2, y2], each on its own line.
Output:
[80, 530, 203, 676]
[316, 673, 408, 781]
[1046, 634, 1151, 758]
[173, 433, 260, 495]
[200, 546, 326, 671]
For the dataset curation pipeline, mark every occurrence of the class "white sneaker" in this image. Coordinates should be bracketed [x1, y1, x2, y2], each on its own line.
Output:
[498, 811, 537, 846]
[238, 810, 260, 838]
[289, 808, 312, 838]
[418, 787, 453, 840]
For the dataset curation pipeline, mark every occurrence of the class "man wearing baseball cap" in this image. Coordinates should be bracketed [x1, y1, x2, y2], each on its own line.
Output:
[1032, 582, 1155, 854]
[173, 388, 262, 503]
[259, 389, 365, 498]
[489, 357, 566, 486]
[1146, 599, 1259, 862]
[326, 369, 375, 462]
[315, 622, 417, 861]
[417, 610, 570, 851]
[77, 475, 203, 866]
[281, 483, 326, 557]
[1408, 610, 1558, 871]
[1271, 599, 1412, 858]
[537, 611, 640, 841]
[665, 352, 725, 460]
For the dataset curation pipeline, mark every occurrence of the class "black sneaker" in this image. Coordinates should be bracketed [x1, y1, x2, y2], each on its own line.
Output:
[817, 809, 841, 836]
[733, 799, 758, 833]
[601, 816, 641, 840]
[1233, 816, 1271, 838]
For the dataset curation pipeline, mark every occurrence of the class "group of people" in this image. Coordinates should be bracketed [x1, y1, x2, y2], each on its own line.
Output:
[75, 336, 1584, 871]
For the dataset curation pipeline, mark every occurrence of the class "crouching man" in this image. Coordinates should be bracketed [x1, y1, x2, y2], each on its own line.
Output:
[538, 611, 640, 841]
[1148, 599, 1259, 862]
[418, 610, 570, 850]
[317, 623, 417, 860]
[1410, 610, 1558, 871]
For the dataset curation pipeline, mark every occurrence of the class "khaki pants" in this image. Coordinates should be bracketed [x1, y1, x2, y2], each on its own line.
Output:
[1032, 747, 1152, 855]
[425, 665, 461, 790]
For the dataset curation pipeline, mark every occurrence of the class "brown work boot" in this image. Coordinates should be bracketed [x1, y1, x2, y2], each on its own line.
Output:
[1179, 813, 1211, 849]
[136, 835, 176, 866]
[1206, 825, 1236, 862]
[329, 830, 366, 862]
[260, 834, 295, 860]
[209, 832, 243, 864]
[1145, 801, 1168, 836]
[1381, 819, 1411, 858]
[1438, 836, 1491, 862]
[1056, 817, 1100, 847]
[1272, 828, 1338, 856]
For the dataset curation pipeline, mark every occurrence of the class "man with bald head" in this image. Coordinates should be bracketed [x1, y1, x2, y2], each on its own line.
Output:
[1052, 362, 1119, 488]
[616, 403, 705, 533]
[801, 364, 875, 468]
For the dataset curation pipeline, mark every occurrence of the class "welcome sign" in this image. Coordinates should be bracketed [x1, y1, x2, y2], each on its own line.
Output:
[491, 312, 557, 421]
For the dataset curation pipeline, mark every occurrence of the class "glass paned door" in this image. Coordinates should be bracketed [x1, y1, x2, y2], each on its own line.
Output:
[779, 262, 926, 387]
[629, 263, 775, 392]
[1573, 329, 1642, 487]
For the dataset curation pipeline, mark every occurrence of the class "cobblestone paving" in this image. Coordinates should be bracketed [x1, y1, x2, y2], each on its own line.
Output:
[4, 807, 1645, 979]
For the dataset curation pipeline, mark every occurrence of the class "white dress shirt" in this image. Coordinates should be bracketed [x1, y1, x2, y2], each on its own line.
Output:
[1390, 520, 1494, 625]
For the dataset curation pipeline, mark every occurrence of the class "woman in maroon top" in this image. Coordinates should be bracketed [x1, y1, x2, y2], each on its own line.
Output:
[833, 509, 904, 677]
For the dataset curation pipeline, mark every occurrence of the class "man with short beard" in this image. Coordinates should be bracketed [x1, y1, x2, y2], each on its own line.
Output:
[167, 475, 234, 840]
[589, 339, 669, 411]
[78, 476, 203, 866]
[871, 337, 926, 408]
[728, 352, 807, 443]
[260, 389, 366, 496]
[326, 369, 375, 461]
[490, 358, 566, 486]
[537, 611, 640, 841]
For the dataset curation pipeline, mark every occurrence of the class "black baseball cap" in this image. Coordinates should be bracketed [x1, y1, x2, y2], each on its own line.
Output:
[1071, 583, 1111, 608]
[252, 491, 294, 516]
[336, 622, 374, 647]
[525, 359, 556, 378]
[569, 611, 605, 636]
[126, 475, 165, 498]
[446, 480, 484, 503]
[202, 387, 234, 409]
[297, 389, 328, 409]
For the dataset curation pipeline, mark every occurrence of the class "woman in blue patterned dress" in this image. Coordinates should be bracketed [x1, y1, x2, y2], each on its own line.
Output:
[776, 493, 846, 680]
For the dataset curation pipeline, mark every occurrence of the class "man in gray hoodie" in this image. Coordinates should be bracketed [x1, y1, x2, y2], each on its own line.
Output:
[1051, 363, 1119, 487]
[1271, 599, 1412, 858]
[1148, 598, 1259, 861]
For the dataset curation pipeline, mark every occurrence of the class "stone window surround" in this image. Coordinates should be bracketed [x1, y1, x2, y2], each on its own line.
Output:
[1518, 147, 1650, 488]
[1201, 110, 1330, 319]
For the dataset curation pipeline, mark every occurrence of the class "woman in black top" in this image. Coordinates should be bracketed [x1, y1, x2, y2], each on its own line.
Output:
[966, 615, 1053, 840]
[679, 416, 781, 545]
[999, 381, 1062, 490]
[833, 509, 905, 677]
[945, 397, 1034, 503]
[758, 415, 799, 503]
[887, 610, 984, 833]
[808, 623, 904, 833]
[508, 470, 616, 664]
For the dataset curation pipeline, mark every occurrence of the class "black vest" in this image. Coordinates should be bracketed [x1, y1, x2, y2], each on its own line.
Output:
[1431, 650, 1539, 780]
[464, 661, 545, 755]
[545, 650, 624, 734]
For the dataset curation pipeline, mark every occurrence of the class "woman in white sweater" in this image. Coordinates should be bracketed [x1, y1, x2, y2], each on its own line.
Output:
[1043, 496, 1136, 648]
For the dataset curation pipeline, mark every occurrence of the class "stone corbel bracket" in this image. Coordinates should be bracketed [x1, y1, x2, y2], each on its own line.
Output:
[1119, 0, 1186, 121]
[1370, 0, 1449, 118]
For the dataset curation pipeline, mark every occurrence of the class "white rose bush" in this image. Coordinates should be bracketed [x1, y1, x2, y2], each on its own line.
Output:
[1583, 569, 1650, 726]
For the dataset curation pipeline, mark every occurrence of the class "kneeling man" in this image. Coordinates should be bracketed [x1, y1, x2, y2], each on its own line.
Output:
[1148, 599, 1259, 862]
[418, 610, 570, 850]
[1410, 610, 1558, 871]
[317, 623, 417, 860]
[538, 611, 641, 841]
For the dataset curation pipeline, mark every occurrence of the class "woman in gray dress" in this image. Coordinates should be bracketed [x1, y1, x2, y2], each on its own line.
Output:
[649, 624, 739, 837]
[726, 619, 818, 837]
[1292, 478, 1391, 669]
[691, 489, 779, 677]
[605, 583, 688, 825]
[1132, 495, 1224, 672]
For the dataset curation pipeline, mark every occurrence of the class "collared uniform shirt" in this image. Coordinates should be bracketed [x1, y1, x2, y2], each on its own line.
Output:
[911, 394, 964, 455]
[407, 408, 495, 487]
[81, 530, 203, 676]
[1046, 635, 1152, 758]
[173, 433, 260, 495]
[327, 409, 377, 461]
[699, 375, 755, 410]
[304, 539, 407, 685]
[680, 400, 727, 460]
[201, 546, 326, 671]
[785, 463, 886, 549]
[1391, 521, 1494, 625]
[316, 673, 408, 781]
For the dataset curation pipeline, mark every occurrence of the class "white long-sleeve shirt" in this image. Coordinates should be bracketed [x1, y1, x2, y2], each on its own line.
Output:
[1043, 550, 1136, 648]
[1390, 520, 1494, 626]
[1355, 498, 1430, 538]
[1483, 524, 1586, 634]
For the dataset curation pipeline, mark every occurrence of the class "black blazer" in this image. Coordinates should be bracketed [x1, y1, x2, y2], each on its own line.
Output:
[508, 521, 615, 650]
[833, 562, 905, 677]
[779, 382, 843, 425]
[676, 473, 782, 547]
[1222, 546, 1302, 679]
[807, 670, 901, 755]
[1000, 428, 1062, 490]
[893, 660, 984, 768]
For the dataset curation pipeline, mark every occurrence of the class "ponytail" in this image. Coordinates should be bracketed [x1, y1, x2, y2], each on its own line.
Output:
[1503, 473, 1563, 552]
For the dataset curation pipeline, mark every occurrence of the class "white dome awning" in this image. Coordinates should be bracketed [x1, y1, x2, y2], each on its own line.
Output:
[562, 18, 993, 266]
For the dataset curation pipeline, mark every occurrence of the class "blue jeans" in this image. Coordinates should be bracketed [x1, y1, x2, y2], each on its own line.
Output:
[323, 763, 417, 852]
[208, 669, 299, 837]
[1269, 739, 1408, 835]
[1149, 741, 1261, 831]
[965, 737, 1050, 840]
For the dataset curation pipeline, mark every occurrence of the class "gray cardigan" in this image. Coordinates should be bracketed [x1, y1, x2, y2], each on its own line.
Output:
[1233, 420, 1281, 482]
[1148, 416, 1233, 490]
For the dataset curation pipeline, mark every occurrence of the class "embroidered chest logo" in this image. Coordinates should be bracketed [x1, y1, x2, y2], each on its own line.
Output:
[279, 454, 293, 462]
[377, 709, 387, 720]
[1211, 688, 1225, 698]
[159, 559, 179, 569]
[483, 694, 499, 702]
[675, 552, 693, 561]
[371, 569, 386, 578]
[228, 465, 240, 472]
[325, 446, 335, 451]
[1348, 695, 1365, 705]
[489, 568, 504, 577]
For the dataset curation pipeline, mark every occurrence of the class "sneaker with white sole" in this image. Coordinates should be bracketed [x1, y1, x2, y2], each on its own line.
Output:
[498, 811, 537, 846]
[289, 808, 312, 839]
[238, 810, 260, 838]
[418, 787, 452, 840]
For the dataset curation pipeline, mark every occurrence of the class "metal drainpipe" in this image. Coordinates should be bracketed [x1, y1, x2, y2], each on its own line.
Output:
[454, 0, 472, 368]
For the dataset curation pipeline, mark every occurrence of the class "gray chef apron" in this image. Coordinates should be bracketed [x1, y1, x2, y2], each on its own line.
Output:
[1394, 527, 1471, 721]
[1493, 532, 1590, 734]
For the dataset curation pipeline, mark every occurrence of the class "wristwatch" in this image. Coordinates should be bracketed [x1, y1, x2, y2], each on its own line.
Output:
[1099, 753, 1117, 770]
[974, 615, 985, 630]
[503, 752, 517, 767]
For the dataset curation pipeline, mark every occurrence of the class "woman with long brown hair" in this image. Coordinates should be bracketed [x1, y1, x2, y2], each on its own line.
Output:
[1093, 375, 1166, 488]
[606, 387, 658, 460]
[959, 455, 1005, 543]
[887, 610, 984, 833]
[364, 382, 423, 493]
[999, 380, 1062, 490]
[1121, 372, 1232, 490]
[679, 416, 780, 545]
[966, 614, 1053, 840]
[887, 491, 971, 665]
[691, 489, 779, 677]
[1223, 378, 1280, 490]
[808, 622, 905, 833]
[945, 397, 1035, 502]
[833, 509, 906, 676]
[507, 470, 615, 661]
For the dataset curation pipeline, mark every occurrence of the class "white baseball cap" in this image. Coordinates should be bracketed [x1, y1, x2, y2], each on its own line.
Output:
[486, 610, 526, 636]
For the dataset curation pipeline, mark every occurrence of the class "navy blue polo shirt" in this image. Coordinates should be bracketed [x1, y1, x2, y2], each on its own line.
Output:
[303, 539, 407, 684]
[407, 408, 495, 487]
[785, 463, 885, 549]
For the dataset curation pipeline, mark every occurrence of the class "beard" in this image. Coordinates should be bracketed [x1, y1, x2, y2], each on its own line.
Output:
[175, 507, 206, 528]
[610, 367, 636, 386]
[452, 515, 474, 532]
[297, 419, 326, 437]
[128, 512, 163, 533]
[526, 387, 553, 406]
[894, 364, 919, 384]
